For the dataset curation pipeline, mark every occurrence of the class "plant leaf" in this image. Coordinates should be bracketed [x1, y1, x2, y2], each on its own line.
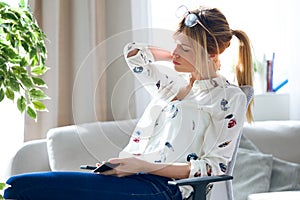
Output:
[9, 77, 20, 92]
[21, 40, 30, 52]
[12, 66, 27, 75]
[0, 88, 4, 102]
[4, 47, 18, 59]
[26, 106, 36, 119]
[23, 10, 33, 21]
[0, 182, 5, 200]
[17, 96, 26, 113]
[32, 101, 46, 111]
[31, 77, 46, 87]
[29, 88, 48, 100]
[0, 182, 5, 190]
[0, 70, 5, 86]
[31, 65, 48, 76]
[0, 57, 6, 66]
[0, 2, 9, 8]
[19, 0, 27, 9]
[5, 88, 14, 100]
[0, 1, 49, 121]
[29, 48, 37, 62]
[1, 11, 19, 21]
[20, 74, 33, 88]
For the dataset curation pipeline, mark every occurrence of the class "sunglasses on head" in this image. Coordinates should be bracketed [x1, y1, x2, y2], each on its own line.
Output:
[176, 5, 211, 33]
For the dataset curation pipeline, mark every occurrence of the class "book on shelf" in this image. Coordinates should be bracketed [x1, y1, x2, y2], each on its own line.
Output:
[266, 59, 273, 92]
[266, 52, 275, 92]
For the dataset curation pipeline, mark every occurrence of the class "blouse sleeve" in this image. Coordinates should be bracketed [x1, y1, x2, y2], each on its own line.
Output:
[189, 89, 247, 177]
[123, 42, 187, 100]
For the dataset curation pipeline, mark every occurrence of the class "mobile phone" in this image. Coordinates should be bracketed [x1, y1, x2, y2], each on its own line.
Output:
[80, 165, 97, 170]
[93, 162, 120, 173]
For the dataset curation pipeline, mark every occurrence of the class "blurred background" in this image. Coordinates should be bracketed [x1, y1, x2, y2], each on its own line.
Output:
[1, 0, 299, 180]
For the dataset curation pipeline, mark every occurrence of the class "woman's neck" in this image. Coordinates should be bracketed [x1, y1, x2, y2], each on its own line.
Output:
[174, 71, 219, 101]
[190, 70, 218, 86]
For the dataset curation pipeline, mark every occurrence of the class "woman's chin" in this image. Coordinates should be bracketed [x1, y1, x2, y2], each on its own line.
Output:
[173, 65, 178, 70]
[174, 66, 182, 72]
[174, 66, 188, 73]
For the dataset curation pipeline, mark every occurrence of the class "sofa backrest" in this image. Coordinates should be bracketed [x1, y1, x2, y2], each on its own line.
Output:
[47, 119, 138, 171]
[243, 120, 300, 164]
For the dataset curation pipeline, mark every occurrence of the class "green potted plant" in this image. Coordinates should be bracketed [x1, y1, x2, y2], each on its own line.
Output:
[0, 0, 48, 120]
[0, 0, 48, 198]
[0, 182, 5, 199]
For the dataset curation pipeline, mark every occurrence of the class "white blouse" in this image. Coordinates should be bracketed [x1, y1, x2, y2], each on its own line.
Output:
[119, 42, 247, 196]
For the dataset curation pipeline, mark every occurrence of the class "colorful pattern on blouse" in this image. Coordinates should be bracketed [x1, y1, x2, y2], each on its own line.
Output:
[120, 42, 247, 188]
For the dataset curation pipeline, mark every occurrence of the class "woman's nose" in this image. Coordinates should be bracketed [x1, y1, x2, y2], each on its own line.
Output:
[172, 48, 180, 58]
[173, 52, 180, 58]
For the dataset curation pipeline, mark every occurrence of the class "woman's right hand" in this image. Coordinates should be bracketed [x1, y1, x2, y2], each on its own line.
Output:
[98, 157, 149, 177]
[127, 48, 139, 58]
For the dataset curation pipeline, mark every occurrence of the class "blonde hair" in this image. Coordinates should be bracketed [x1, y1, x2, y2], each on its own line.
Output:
[175, 6, 254, 122]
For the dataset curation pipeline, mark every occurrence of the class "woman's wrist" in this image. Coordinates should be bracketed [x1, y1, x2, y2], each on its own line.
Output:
[138, 160, 154, 174]
[149, 46, 172, 61]
[140, 161, 190, 179]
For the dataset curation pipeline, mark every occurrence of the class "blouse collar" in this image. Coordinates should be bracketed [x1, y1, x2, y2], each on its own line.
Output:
[192, 75, 227, 91]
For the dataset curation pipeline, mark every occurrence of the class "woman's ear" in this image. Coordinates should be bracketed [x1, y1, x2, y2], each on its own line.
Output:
[209, 54, 221, 71]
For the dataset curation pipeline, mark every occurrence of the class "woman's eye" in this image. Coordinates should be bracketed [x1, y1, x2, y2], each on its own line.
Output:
[181, 45, 189, 52]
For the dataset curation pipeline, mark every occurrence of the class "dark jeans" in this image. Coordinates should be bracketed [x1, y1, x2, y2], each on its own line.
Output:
[4, 172, 182, 200]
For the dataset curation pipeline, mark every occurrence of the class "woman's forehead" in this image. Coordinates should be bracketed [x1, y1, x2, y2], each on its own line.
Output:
[173, 33, 192, 47]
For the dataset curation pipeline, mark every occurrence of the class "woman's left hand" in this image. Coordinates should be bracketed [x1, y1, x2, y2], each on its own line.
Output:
[99, 157, 149, 177]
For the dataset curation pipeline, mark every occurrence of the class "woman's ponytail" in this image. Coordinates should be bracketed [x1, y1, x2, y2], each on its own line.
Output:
[232, 29, 254, 122]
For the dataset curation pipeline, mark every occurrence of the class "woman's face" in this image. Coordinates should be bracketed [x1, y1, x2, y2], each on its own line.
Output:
[172, 33, 196, 73]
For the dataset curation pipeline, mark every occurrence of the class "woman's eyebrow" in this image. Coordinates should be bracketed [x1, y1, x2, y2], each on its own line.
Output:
[181, 44, 191, 48]
[174, 39, 191, 48]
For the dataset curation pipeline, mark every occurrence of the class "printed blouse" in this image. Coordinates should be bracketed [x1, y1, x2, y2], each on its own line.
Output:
[119, 42, 247, 196]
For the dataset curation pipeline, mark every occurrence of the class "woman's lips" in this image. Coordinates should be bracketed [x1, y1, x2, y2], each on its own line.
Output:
[173, 60, 180, 65]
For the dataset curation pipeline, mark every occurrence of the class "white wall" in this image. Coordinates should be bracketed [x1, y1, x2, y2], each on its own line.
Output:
[286, 2, 300, 120]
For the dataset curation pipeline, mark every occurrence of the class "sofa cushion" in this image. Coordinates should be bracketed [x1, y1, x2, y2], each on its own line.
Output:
[233, 148, 273, 200]
[234, 133, 300, 200]
[269, 157, 300, 192]
[238, 135, 260, 151]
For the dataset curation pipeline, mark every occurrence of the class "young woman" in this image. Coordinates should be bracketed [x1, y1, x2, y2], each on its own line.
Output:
[4, 5, 253, 200]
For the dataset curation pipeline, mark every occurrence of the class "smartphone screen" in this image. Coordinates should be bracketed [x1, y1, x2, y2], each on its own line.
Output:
[93, 162, 120, 173]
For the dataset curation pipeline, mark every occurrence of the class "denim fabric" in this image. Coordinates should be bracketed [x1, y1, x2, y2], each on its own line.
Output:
[4, 172, 182, 200]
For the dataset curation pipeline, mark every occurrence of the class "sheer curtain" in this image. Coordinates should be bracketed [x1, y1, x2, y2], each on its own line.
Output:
[25, 0, 108, 141]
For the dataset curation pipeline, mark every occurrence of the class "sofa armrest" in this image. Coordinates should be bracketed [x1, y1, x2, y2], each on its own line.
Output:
[5, 139, 51, 177]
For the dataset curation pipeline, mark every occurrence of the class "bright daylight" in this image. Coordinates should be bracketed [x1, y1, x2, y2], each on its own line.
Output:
[0, 0, 299, 199]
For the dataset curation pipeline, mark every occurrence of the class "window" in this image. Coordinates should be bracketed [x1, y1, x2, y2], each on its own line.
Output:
[1, 0, 20, 7]
[0, 0, 26, 181]
[150, 0, 290, 95]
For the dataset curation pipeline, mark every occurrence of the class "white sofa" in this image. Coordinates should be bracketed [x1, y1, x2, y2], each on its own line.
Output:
[4, 120, 300, 200]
